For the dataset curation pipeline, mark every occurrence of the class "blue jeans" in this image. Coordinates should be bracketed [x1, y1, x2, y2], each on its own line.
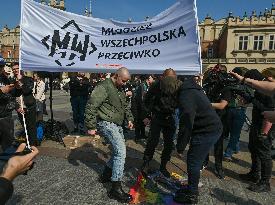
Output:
[187, 131, 221, 193]
[97, 121, 126, 181]
[224, 107, 246, 158]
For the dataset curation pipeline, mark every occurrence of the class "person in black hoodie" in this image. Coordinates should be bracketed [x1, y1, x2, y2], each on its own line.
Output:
[174, 77, 222, 204]
[69, 72, 90, 135]
[0, 59, 22, 151]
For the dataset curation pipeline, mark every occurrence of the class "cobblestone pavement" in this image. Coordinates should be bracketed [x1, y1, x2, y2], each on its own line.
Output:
[4, 90, 275, 205]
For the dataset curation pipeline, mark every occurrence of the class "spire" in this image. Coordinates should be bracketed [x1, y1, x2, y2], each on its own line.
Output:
[128, 18, 132, 23]
[84, 7, 89, 16]
[243, 11, 247, 18]
[228, 11, 233, 18]
[89, 0, 92, 17]
[271, 2, 275, 16]
[252, 10, 257, 17]
[205, 13, 211, 19]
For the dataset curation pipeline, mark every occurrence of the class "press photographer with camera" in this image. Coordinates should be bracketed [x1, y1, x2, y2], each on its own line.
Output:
[231, 69, 275, 192]
[0, 143, 39, 205]
[0, 56, 22, 151]
[231, 71, 275, 123]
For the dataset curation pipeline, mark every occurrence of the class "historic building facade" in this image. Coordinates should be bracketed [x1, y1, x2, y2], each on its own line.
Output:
[200, 3, 275, 75]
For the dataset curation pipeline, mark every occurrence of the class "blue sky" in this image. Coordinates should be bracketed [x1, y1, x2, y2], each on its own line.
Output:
[0, 0, 274, 28]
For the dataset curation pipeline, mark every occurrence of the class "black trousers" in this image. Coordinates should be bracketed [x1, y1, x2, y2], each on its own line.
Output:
[188, 131, 221, 193]
[0, 116, 14, 151]
[144, 114, 176, 166]
[18, 106, 38, 146]
[248, 124, 273, 181]
[204, 115, 226, 169]
[204, 132, 224, 169]
[134, 118, 146, 139]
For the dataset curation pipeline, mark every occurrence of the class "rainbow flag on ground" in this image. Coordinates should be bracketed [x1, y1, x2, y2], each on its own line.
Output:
[129, 171, 188, 205]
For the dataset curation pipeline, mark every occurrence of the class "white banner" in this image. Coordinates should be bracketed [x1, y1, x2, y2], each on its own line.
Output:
[20, 0, 201, 75]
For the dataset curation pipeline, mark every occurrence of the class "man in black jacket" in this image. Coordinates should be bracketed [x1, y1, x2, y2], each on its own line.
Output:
[0, 58, 22, 151]
[12, 63, 38, 146]
[131, 75, 155, 141]
[174, 78, 222, 204]
[69, 72, 90, 135]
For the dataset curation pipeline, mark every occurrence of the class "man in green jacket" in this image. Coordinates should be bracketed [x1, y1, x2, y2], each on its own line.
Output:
[85, 67, 134, 203]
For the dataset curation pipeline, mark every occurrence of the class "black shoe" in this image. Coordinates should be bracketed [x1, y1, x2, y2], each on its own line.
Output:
[174, 189, 199, 204]
[99, 166, 112, 183]
[239, 171, 260, 183]
[160, 166, 170, 178]
[248, 180, 271, 193]
[215, 168, 225, 179]
[108, 181, 132, 203]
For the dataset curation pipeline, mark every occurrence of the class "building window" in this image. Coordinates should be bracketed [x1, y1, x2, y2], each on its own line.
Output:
[269, 35, 275, 50]
[207, 48, 214, 58]
[253, 35, 264, 50]
[7, 51, 12, 58]
[238, 36, 248, 50]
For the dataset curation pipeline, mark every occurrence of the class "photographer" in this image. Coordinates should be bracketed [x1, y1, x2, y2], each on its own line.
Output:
[231, 71, 275, 123]
[233, 69, 274, 192]
[0, 143, 39, 205]
[0, 57, 22, 151]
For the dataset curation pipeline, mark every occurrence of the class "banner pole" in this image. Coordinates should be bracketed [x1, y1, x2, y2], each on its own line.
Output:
[19, 0, 31, 149]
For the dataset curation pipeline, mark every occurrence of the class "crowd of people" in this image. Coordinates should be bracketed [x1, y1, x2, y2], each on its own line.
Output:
[1, 52, 275, 204]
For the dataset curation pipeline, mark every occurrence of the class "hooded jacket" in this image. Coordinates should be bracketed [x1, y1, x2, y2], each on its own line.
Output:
[177, 79, 222, 152]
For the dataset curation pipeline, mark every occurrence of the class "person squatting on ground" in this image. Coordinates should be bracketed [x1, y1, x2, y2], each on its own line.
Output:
[174, 77, 223, 204]
[13, 63, 38, 146]
[85, 67, 134, 203]
[69, 72, 90, 135]
[237, 69, 275, 193]
[142, 68, 181, 178]
[0, 57, 22, 151]
[0, 143, 39, 205]
[131, 74, 155, 142]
